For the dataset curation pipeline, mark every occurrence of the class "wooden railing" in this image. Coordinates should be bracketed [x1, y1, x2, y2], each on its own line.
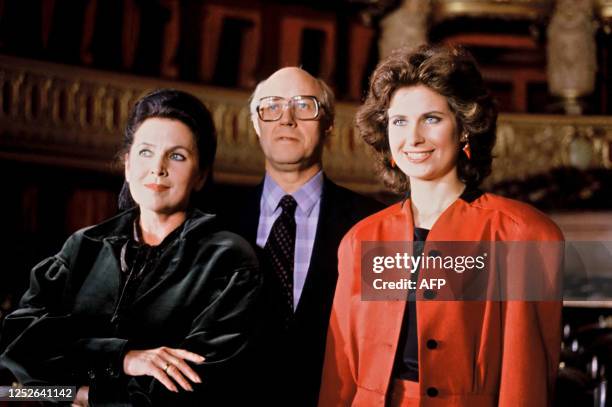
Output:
[1, 55, 611, 193]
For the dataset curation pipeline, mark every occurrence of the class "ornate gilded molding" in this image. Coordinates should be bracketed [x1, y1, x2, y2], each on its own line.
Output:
[431, 0, 553, 23]
[491, 114, 612, 185]
[0, 55, 611, 194]
[0, 55, 382, 191]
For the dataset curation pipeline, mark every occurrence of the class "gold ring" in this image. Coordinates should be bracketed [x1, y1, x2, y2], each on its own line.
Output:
[164, 363, 171, 373]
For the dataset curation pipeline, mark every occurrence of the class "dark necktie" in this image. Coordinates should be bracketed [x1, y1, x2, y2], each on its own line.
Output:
[264, 195, 297, 325]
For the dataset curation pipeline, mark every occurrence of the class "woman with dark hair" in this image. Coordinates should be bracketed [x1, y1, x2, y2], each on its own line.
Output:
[0, 89, 261, 406]
[319, 45, 563, 406]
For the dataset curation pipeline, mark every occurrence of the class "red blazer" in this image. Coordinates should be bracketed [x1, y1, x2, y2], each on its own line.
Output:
[319, 191, 563, 407]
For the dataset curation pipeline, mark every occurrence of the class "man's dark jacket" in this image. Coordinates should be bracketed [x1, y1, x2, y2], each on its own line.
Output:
[225, 176, 384, 406]
[0, 208, 262, 406]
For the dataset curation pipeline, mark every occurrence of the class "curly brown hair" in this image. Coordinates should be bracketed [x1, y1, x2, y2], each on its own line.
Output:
[357, 44, 497, 193]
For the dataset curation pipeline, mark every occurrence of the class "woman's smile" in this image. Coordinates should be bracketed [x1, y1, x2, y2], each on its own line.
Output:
[402, 149, 435, 163]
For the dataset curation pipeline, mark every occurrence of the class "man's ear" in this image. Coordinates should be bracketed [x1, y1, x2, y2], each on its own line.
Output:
[322, 119, 333, 137]
[251, 114, 261, 137]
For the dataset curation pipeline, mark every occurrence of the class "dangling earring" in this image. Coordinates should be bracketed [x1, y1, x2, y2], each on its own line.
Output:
[463, 143, 471, 160]
[390, 158, 396, 168]
[461, 134, 471, 160]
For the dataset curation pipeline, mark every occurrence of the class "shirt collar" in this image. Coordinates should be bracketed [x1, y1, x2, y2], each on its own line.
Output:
[262, 171, 324, 216]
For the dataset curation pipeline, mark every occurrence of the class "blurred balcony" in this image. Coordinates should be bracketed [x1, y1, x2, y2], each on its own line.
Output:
[1, 55, 611, 195]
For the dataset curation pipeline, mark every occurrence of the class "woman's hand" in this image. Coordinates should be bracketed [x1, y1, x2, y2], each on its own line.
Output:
[71, 385, 89, 407]
[123, 347, 205, 392]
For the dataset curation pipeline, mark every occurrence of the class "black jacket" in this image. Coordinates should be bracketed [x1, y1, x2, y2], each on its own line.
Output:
[0, 208, 262, 406]
[225, 176, 384, 406]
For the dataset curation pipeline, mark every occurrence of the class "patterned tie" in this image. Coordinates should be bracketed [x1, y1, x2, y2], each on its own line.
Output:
[264, 195, 297, 326]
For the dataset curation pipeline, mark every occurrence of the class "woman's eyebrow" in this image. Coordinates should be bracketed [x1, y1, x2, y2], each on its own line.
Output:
[168, 145, 194, 152]
[137, 142, 193, 150]
[387, 110, 447, 116]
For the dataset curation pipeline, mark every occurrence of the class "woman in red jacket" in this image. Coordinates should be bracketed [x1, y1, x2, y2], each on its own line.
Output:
[319, 45, 563, 407]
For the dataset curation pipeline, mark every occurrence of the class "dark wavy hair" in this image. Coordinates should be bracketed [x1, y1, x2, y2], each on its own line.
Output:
[356, 44, 497, 193]
[118, 88, 217, 210]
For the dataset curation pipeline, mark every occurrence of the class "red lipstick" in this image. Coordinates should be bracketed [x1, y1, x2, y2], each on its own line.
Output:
[144, 183, 170, 192]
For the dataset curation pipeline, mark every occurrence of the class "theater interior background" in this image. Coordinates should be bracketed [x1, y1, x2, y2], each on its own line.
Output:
[0, 0, 611, 405]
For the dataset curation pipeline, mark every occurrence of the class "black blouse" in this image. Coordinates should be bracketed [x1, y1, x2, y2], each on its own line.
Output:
[113, 219, 184, 324]
[392, 227, 429, 382]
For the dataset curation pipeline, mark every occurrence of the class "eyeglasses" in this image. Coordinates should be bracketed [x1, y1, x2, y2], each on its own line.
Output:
[256, 95, 321, 122]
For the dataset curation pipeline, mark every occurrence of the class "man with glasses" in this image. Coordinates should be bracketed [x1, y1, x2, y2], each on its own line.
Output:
[227, 67, 382, 406]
